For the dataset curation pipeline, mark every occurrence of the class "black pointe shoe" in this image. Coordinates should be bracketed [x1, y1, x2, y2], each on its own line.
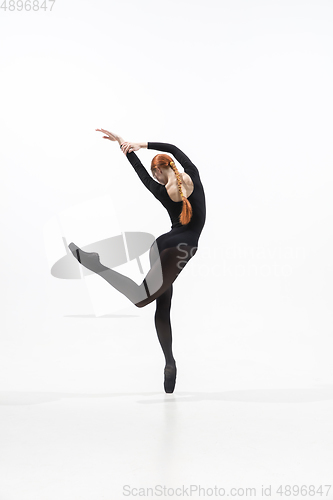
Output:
[164, 364, 177, 393]
[68, 242, 101, 271]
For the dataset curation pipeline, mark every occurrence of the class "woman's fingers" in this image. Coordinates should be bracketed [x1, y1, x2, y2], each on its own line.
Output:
[121, 142, 133, 154]
[120, 142, 136, 154]
[96, 128, 118, 141]
[101, 129, 116, 138]
[96, 128, 110, 136]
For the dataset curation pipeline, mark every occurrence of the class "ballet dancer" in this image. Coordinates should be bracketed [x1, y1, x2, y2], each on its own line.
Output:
[68, 129, 206, 393]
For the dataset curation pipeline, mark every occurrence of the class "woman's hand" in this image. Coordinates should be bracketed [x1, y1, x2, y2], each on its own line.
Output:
[95, 129, 143, 155]
[95, 128, 124, 145]
[120, 142, 141, 154]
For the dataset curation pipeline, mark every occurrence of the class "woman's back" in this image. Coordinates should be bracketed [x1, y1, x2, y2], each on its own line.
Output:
[127, 142, 206, 234]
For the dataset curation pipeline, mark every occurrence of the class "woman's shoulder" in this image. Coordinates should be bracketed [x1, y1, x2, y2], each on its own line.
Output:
[180, 172, 195, 198]
[180, 172, 194, 188]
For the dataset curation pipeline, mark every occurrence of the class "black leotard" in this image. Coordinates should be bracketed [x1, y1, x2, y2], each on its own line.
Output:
[125, 142, 206, 254]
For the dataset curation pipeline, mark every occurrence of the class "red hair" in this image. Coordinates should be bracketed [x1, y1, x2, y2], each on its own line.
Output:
[151, 154, 193, 225]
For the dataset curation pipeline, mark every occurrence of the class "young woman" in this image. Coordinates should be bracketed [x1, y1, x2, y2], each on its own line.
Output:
[68, 129, 206, 393]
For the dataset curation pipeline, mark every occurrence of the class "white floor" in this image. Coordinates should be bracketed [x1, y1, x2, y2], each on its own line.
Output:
[1, 311, 332, 500]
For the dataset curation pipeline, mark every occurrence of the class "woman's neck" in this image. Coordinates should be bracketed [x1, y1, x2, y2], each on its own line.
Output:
[165, 169, 181, 187]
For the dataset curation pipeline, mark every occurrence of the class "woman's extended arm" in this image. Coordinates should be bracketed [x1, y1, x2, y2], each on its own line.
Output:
[121, 141, 200, 178]
[95, 130, 163, 199]
[148, 143, 199, 178]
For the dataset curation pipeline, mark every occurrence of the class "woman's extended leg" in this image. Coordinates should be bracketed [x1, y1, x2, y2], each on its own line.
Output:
[68, 242, 197, 308]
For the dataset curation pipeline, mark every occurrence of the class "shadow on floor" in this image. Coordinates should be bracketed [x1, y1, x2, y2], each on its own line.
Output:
[64, 315, 140, 318]
[0, 385, 332, 406]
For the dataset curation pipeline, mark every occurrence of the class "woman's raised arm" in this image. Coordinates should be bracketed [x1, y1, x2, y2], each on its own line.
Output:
[95, 130, 163, 200]
[147, 142, 200, 178]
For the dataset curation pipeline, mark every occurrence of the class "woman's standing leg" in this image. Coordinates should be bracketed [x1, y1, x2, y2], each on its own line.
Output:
[154, 285, 177, 393]
[148, 240, 177, 393]
[154, 285, 175, 365]
[148, 239, 175, 366]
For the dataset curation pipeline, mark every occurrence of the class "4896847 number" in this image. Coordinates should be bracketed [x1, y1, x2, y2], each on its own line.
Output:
[275, 484, 331, 496]
[1, 0, 56, 11]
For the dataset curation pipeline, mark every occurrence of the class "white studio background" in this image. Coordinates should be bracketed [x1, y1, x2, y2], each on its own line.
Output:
[1, 1, 333, 499]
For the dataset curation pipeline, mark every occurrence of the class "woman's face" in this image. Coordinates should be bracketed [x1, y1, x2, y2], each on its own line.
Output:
[152, 167, 167, 185]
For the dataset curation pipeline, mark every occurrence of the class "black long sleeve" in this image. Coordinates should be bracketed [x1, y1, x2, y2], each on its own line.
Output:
[125, 150, 164, 199]
[147, 142, 200, 179]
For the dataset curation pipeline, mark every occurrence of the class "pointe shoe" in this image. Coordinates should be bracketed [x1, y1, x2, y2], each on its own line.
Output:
[68, 242, 82, 263]
[68, 242, 101, 270]
[164, 364, 177, 393]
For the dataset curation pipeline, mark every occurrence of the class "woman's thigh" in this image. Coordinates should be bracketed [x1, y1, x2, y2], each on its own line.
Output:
[138, 245, 197, 306]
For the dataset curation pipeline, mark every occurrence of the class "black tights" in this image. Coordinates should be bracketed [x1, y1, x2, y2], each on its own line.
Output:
[155, 284, 174, 365]
[69, 241, 197, 365]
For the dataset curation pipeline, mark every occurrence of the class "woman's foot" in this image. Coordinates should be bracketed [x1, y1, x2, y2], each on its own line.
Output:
[68, 242, 103, 273]
[164, 363, 177, 393]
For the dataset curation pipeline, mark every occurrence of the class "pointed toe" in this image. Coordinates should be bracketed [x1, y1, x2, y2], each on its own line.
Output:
[164, 365, 177, 393]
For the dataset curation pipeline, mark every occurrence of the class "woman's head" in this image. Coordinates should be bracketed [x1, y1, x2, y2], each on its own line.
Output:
[151, 154, 193, 225]
[150, 154, 173, 184]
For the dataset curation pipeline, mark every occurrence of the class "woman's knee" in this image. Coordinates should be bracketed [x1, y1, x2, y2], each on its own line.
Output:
[135, 301, 145, 308]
